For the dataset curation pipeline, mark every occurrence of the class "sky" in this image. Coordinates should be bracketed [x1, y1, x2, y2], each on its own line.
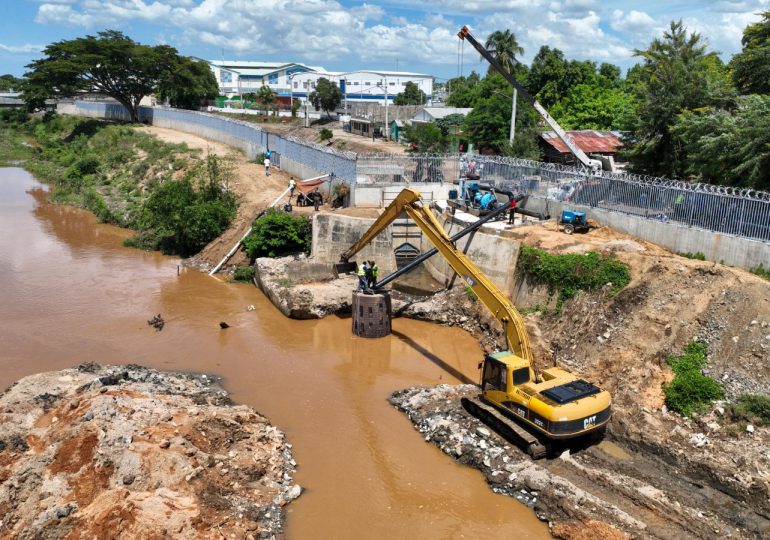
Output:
[1, 0, 768, 81]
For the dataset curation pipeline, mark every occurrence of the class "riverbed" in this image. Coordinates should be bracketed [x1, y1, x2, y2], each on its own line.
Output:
[0, 167, 548, 538]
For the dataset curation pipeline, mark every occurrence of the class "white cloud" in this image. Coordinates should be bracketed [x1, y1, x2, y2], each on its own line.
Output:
[0, 43, 45, 54]
[26, 0, 770, 73]
[610, 9, 658, 34]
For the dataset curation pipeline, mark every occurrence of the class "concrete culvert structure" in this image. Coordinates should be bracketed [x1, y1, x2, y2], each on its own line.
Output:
[352, 290, 392, 338]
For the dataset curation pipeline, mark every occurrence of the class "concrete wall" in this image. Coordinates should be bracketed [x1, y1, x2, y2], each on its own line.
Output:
[311, 211, 521, 297]
[419, 212, 521, 297]
[351, 183, 454, 208]
[526, 197, 770, 269]
[311, 213, 397, 275]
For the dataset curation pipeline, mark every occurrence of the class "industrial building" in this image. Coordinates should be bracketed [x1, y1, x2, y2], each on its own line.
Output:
[200, 59, 327, 97]
[289, 70, 433, 106]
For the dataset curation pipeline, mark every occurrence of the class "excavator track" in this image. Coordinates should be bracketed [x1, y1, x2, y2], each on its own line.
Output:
[461, 396, 548, 459]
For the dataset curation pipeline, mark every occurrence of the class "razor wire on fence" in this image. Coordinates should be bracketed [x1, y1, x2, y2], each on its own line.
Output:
[357, 152, 770, 244]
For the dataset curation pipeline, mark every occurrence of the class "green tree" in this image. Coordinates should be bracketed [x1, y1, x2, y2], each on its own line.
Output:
[434, 113, 466, 136]
[393, 81, 427, 105]
[626, 20, 733, 177]
[309, 78, 342, 117]
[484, 29, 524, 74]
[446, 71, 481, 107]
[23, 30, 180, 121]
[550, 83, 633, 130]
[731, 11, 770, 94]
[157, 56, 218, 110]
[402, 123, 447, 153]
[527, 47, 597, 108]
[672, 94, 770, 189]
[0, 74, 24, 91]
[254, 85, 277, 114]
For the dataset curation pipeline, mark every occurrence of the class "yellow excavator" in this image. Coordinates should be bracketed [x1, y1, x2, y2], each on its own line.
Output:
[339, 188, 611, 458]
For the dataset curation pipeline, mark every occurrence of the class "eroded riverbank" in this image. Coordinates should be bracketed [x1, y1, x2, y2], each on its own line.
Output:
[0, 167, 550, 538]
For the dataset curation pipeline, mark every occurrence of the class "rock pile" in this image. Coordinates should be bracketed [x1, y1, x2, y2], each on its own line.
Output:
[0, 363, 299, 539]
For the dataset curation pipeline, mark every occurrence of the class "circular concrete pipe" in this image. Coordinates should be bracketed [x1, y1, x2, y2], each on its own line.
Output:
[352, 290, 392, 338]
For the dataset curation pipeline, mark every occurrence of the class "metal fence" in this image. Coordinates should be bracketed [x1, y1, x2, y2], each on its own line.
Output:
[358, 153, 770, 244]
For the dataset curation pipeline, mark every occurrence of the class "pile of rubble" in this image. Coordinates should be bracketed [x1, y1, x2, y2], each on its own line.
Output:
[0, 363, 300, 539]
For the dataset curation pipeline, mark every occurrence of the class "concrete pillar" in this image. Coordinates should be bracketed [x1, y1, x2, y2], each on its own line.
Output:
[352, 291, 392, 338]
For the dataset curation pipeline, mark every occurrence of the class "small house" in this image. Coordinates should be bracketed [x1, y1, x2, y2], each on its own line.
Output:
[539, 130, 624, 166]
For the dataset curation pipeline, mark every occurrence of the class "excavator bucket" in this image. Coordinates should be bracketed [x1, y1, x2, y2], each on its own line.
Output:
[334, 260, 357, 277]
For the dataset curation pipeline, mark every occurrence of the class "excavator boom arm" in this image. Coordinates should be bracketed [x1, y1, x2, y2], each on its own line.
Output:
[403, 203, 532, 362]
[341, 188, 532, 362]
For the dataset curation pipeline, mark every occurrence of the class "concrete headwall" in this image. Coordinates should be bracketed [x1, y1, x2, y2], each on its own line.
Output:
[311, 213, 397, 276]
[311, 211, 522, 296]
[526, 197, 770, 269]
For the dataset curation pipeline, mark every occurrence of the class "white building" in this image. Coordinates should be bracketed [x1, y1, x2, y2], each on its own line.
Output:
[290, 70, 434, 106]
[411, 107, 473, 124]
[200, 59, 327, 97]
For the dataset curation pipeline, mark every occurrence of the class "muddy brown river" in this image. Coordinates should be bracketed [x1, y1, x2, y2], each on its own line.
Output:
[0, 168, 549, 538]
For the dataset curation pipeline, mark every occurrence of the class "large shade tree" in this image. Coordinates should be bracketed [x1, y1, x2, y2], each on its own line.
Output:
[157, 56, 218, 110]
[23, 31, 190, 121]
[393, 81, 426, 105]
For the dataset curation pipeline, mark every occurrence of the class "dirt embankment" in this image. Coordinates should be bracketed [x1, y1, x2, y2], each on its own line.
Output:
[0, 364, 299, 539]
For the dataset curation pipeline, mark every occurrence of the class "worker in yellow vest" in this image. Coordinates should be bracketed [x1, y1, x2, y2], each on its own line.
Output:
[357, 261, 369, 291]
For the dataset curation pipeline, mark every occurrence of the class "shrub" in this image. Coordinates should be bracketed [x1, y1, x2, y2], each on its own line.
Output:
[82, 187, 115, 224]
[729, 394, 770, 426]
[233, 266, 255, 282]
[242, 209, 311, 259]
[134, 176, 236, 256]
[662, 341, 724, 416]
[516, 245, 630, 311]
[679, 251, 706, 260]
[319, 128, 333, 141]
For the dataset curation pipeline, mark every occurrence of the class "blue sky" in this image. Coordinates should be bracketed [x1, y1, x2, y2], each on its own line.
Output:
[1, 1, 768, 81]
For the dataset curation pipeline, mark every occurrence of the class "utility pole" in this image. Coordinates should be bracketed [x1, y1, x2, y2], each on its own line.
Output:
[509, 88, 517, 144]
[384, 76, 389, 141]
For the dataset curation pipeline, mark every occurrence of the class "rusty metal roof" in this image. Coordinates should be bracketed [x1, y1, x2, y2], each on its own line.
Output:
[540, 130, 624, 154]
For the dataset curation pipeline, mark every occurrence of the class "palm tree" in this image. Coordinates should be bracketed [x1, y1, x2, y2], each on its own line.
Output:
[484, 29, 524, 144]
[484, 29, 524, 74]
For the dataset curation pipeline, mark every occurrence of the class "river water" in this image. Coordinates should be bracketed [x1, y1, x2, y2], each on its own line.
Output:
[0, 167, 549, 539]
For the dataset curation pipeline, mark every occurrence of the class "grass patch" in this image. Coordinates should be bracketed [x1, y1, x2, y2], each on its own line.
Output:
[516, 245, 630, 312]
[232, 266, 255, 282]
[662, 341, 724, 416]
[729, 394, 770, 426]
[678, 251, 706, 260]
[750, 265, 770, 281]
